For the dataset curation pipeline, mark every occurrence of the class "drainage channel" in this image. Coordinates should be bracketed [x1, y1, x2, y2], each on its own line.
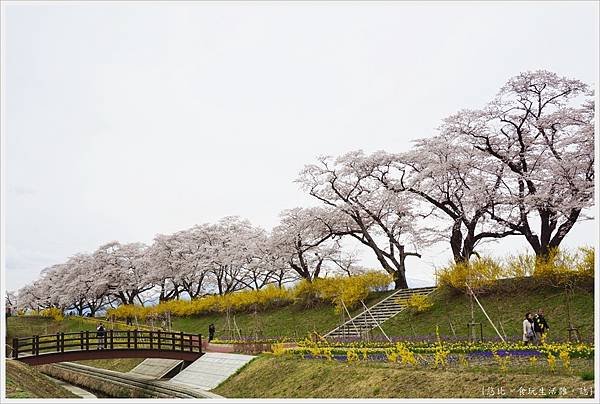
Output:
[44, 375, 97, 398]
[49, 362, 222, 398]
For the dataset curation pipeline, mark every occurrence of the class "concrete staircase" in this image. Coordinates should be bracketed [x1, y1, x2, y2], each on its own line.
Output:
[325, 286, 436, 339]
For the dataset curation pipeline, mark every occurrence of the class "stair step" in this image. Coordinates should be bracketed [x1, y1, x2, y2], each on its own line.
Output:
[325, 286, 436, 336]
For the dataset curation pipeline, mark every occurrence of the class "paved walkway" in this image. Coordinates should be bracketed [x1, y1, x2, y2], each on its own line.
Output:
[169, 352, 256, 390]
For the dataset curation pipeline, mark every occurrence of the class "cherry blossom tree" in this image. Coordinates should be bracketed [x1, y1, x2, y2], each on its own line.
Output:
[298, 153, 425, 289]
[201, 217, 270, 295]
[17, 264, 67, 312]
[173, 226, 214, 298]
[367, 138, 516, 262]
[94, 241, 155, 305]
[446, 70, 594, 258]
[234, 228, 294, 290]
[6, 290, 17, 309]
[271, 207, 351, 282]
[146, 234, 187, 301]
[61, 253, 111, 316]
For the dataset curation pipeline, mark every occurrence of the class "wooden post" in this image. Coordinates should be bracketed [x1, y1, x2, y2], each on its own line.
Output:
[189, 334, 193, 352]
[150, 331, 154, 350]
[198, 334, 202, 353]
[12, 338, 19, 358]
[171, 332, 175, 351]
[31, 337, 36, 355]
[157, 330, 161, 350]
[109, 330, 114, 350]
[127, 330, 131, 349]
[80, 331, 84, 350]
[35, 336, 40, 355]
[85, 331, 89, 350]
[56, 333, 60, 352]
[134, 329, 138, 349]
[60, 332, 65, 352]
[180, 331, 184, 351]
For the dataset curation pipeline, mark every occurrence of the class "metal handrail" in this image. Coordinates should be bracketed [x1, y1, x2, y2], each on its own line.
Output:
[340, 300, 362, 337]
[360, 300, 392, 342]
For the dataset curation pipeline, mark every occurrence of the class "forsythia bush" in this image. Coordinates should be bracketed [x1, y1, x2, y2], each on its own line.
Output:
[40, 307, 64, 321]
[406, 294, 433, 313]
[436, 247, 594, 292]
[533, 247, 595, 286]
[436, 257, 504, 291]
[109, 271, 391, 319]
[294, 272, 392, 312]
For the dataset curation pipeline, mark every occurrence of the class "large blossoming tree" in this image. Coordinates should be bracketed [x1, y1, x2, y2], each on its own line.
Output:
[446, 70, 594, 258]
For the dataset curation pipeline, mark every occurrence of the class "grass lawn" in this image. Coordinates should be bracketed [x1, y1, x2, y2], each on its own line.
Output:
[6, 316, 100, 341]
[171, 290, 392, 339]
[7, 283, 594, 343]
[213, 355, 595, 398]
[378, 283, 594, 341]
[5, 360, 78, 398]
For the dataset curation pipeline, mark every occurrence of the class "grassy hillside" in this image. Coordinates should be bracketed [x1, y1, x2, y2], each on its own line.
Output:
[5, 360, 78, 398]
[6, 316, 107, 341]
[213, 356, 594, 398]
[173, 290, 392, 339]
[6, 283, 594, 343]
[173, 303, 344, 339]
[378, 283, 594, 341]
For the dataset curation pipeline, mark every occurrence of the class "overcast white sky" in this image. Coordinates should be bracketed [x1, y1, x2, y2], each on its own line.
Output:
[2, 1, 598, 291]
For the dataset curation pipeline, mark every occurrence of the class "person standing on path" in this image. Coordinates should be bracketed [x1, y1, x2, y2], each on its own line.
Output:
[208, 323, 216, 342]
[533, 309, 550, 343]
[522, 313, 534, 345]
[96, 323, 107, 349]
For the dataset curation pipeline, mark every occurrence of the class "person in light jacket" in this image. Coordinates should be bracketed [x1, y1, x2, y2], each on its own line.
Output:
[522, 312, 534, 345]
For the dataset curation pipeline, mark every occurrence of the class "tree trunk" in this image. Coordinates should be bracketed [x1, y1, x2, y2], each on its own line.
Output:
[394, 274, 408, 290]
[450, 220, 464, 263]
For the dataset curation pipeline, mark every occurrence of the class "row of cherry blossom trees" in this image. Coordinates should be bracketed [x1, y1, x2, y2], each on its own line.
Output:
[11, 70, 594, 313]
[13, 214, 362, 313]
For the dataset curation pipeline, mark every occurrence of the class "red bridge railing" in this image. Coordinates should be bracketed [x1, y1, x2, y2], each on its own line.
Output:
[11, 330, 202, 359]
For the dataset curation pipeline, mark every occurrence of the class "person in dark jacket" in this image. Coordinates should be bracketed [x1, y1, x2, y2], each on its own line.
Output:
[208, 323, 216, 342]
[96, 323, 107, 349]
[533, 309, 549, 342]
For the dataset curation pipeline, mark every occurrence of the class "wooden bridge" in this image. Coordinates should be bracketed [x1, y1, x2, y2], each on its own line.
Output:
[11, 330, 203, 365]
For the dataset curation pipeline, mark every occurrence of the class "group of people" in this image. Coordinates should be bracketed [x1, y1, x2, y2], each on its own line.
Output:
[522, 309, 549, 345]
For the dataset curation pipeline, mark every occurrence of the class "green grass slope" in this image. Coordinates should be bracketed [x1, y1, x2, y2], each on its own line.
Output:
[5, 360, 78, 398]
[379, 282, 594, 341]
[171, 290, 393, 339]
[6, 316, 102, 341]
[6, 282, 594, 343]
[213, 356, 594, 398]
